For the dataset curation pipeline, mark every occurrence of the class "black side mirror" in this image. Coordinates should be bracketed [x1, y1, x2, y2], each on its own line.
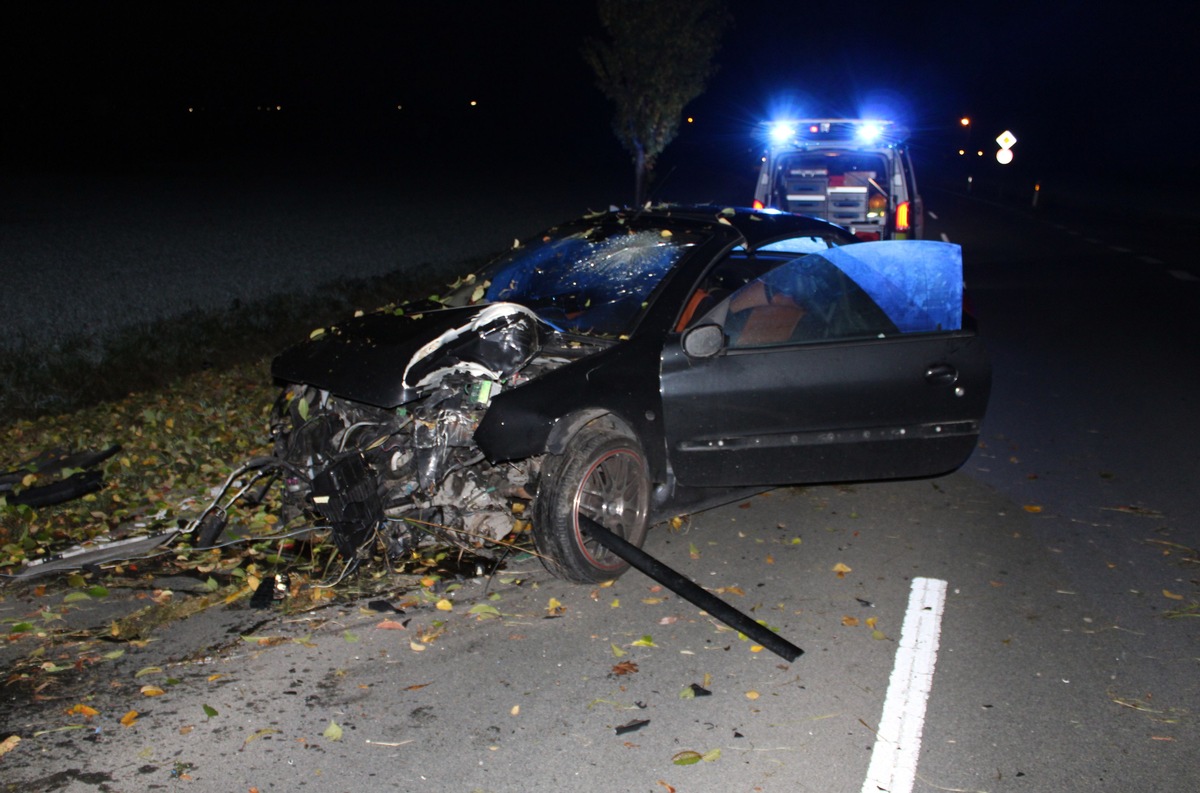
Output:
[682, 323, 724, 358]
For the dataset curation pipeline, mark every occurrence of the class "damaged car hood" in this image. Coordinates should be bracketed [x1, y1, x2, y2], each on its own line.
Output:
[271, 302, 551, 408]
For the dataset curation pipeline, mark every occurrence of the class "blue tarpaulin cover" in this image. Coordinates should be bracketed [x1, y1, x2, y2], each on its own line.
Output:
[820, 240, 963, 332]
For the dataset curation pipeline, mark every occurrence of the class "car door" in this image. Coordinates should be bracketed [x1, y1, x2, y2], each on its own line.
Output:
[659, 241, 990, 488]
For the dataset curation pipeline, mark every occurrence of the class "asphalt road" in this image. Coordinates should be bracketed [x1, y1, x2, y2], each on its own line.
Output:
[2, 185, 1198, 792]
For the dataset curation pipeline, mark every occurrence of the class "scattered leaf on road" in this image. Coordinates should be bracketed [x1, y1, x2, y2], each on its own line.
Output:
[323, 721, 343, 741]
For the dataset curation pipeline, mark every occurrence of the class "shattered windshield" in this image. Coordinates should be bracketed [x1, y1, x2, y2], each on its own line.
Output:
[479, 227, 692, 337]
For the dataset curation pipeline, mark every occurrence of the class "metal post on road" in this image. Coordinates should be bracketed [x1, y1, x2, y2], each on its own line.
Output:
[579, 515, 804, 663]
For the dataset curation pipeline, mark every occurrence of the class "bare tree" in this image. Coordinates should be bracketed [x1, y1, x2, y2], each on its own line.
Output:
[583, 0, 729, 205]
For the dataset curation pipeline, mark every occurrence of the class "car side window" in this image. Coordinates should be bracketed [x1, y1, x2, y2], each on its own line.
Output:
[720, 254, 898, 348]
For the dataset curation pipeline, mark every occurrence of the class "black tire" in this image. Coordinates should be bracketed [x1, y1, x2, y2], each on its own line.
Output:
[533, 424, 650, 583]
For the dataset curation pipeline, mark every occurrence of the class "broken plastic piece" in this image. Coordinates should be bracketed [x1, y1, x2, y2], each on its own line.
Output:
[6, 470, 104, 507]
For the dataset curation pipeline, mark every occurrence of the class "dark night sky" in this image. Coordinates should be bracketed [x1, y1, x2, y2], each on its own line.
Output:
[3, 1, 1192, 182]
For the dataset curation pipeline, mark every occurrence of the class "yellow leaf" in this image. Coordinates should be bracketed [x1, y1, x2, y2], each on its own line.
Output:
[1163, 589, 1184, 601]
[547, 597, 566, 616]
[832, 562, 852, 578]
[841, 615, 860, 627]
[745, 690, 760, 700]
[866, 616, 878, 629]
[765, 554, 774, 564]
[435, 598, 453, 611]
[510, 705, 520, 716]
[642, 597, 664, 604]
[611, 643, 626, 658]
[611, 598, 620, 608]
[750, 645, 764, 653]
[0, 735, 21, 757]
[68, 704, 99, 718]
[410, 641, 426, 652]
[140, 685, 165, 697]
[1023, 504, 1043, 513]
[120, 710, 139, 727]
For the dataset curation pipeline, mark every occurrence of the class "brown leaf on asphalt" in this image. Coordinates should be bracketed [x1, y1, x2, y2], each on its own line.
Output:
[841, 615, 860, 627]
[611, 661, 639, 676]
[832, 562, 851, 578]
[376, 619, 407, 630]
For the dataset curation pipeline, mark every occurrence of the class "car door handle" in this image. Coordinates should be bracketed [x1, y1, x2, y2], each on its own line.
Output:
[924, 363, 959, 387]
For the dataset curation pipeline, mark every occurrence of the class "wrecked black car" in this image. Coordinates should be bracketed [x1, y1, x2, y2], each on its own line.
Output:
[260, 206, 989, 584]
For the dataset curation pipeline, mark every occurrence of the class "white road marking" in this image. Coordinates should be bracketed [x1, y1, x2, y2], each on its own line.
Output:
[927, 211, 939, 221]
[1168, 269, 1200, 282]
[861, 577, 948, 793]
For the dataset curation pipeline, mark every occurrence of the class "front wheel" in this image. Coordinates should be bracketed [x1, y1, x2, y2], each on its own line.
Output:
[533, 424, 650, 584]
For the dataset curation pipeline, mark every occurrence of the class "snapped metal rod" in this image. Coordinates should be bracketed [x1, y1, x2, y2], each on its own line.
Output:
[579, 516, 803, 663]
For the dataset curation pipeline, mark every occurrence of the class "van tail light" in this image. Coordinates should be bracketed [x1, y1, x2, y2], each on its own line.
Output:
[752, 199, 764, 210]
[894, 200, 911, 232]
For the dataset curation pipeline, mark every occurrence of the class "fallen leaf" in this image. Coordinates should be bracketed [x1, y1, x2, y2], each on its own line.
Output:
[832, 562, 852, 578]
[435, 598, 453, 612]
[841, 615, 860, 627]
[376, 619, 407, 630]
[546, 597, 566, 616]
[672, 750, 703, 765]
[120, 710, 139, 727]
[67, 704, 99, 718]
[656, 780, 676, 793]
[1023, 504, 1043, 513]
[243, 728, 280, 747]
[323, 721, 343, 741]
[745, 690, 760, 700]
[0, 735, 21, 756]
[409, 641, 427, 652]
[612, 661, 639, 676]
[632, 635, 657, 648]
[203, 704, 218, 719]
[140, 685, 165, 697]
[1163, 590, 1184, 601]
